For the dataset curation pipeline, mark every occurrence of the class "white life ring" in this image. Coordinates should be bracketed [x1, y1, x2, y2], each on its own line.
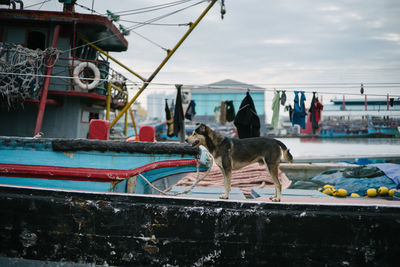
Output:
[73, 62, 100, 90]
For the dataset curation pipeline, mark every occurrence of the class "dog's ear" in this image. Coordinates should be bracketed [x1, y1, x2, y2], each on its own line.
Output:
[195, 123, 208, 134]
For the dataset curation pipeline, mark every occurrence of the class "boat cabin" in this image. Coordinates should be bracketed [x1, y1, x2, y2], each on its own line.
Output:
[0, 3, 129, 138]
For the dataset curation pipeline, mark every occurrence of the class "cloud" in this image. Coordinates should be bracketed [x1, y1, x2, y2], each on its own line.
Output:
[262, 39, 295, 45]
[372, 33, 400, 45]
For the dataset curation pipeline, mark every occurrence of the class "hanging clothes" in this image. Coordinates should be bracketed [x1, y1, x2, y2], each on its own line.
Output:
[280, 90, 287, 106]
[315, 97, 323, 123]
[220, 101, 226, 125]
[225, 100, 235, 122]
[292, 91, 306, 129]
[165, 99, 174, 137]
[309, 92, 317, 134]
[214, 106, 220, 123]
[285, 104, 293, 123]
[271, 91, 280, 130]
[234, 92, 260, 139]
[185, 100, 196, 121]
[173, 85, 184, 137]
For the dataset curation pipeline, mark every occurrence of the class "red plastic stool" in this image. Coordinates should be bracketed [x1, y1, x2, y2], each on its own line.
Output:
[139, 125, 156, 142]
[89, 120, 110, 140]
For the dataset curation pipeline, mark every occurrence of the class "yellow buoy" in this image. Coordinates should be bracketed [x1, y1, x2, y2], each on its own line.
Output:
[366, 188, 377, 197]
[350, 193, 360, 198]
[388, 189, 396, 197]
[322, 187, 334, 195]
[334, 188, 347, 197]
[323, 184, 335, 189]
[378, 186, 389, 195]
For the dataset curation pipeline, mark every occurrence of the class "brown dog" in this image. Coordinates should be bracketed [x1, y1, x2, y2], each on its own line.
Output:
[187, 124, 293, 202]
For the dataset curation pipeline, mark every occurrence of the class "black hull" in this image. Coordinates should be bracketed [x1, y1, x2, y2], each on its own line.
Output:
[0, 185, 399, 266]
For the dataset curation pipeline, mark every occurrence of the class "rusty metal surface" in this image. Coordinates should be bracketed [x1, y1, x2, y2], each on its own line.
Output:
[0, 9, 127, 51]
[0, 184, 399, 266]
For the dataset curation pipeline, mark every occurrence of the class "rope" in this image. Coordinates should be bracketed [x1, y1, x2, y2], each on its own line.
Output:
[137, 156, 213, 196]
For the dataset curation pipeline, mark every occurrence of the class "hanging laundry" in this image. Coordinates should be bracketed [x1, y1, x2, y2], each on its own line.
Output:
[214, 106, 220, 123]
[271, 91, 280, 130]
[280, 90, 287, 106]
[173, 85, 184, 137]
[234, 91, 260, 139]
[225, 100, 235, 122]
[314, 96, 324, 124]
[165, 99, 174, 137]
[185, 100, 196, 121]
[292, 91, 306, 129]
[220, 101, 226, 125]
[309, 92, 317, 134]
[285, 104, 293, 123]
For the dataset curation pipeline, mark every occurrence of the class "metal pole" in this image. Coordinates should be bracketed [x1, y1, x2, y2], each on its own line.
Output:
[110, 0, 218, 129]
[387, 93, 389, 111]
[33, 24, 61, 136]
[124, 110, 128, 136]
[129, 108, 138, 136]
[106, 83, 111, 120]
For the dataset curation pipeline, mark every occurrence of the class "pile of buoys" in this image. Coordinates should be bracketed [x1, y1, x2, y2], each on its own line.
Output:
[318, 185, 347, 197]
[319, 185, 399, 198]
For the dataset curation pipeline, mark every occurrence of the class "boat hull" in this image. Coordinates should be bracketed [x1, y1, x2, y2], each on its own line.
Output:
[0, 137, 211, 194]
[0, 184, 399, 266]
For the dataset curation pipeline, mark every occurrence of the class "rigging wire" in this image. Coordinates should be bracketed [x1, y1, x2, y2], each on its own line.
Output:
[24, 0, 51, 9]
[2, 71, 400, 98]
[108, 0, 193, 16]
[61, 0, 207, 55]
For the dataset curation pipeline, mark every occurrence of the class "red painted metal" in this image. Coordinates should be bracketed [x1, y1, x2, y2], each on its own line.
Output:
[24, 99, 62, 106]
[342, 95, 346, 111]
[0, 159, 199, 182]
[387, 94, 389, 110]
[48, 90, 125, 107]
[0, 9, 128, 49]
[33, 24, 61, 136]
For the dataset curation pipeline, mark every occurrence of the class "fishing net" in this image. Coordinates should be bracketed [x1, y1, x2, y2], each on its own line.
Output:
[0, 42, 61, 106]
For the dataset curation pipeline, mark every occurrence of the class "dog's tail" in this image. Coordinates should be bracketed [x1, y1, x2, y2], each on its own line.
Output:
[275, 140, 293, 163]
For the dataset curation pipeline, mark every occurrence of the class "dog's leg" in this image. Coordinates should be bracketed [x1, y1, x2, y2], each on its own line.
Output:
[265, 160, 281, 202]
[219, 167, 232, 199]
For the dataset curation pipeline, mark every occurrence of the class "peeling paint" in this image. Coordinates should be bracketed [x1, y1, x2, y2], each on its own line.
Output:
[63, 152, 74, 159]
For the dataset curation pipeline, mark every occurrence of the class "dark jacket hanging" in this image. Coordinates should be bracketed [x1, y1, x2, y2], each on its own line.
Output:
[185, 100, 196, 121]
[165, 99, 174, 137]
[280, 91, 287, 106]
[225, 100, 235, 122]
[173, 85, 184, 137]
[309, 92, 318, 134]
[234, 92, 260, 139]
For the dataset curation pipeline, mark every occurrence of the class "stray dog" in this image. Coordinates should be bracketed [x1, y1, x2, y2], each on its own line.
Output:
[186, 124, 293, 202]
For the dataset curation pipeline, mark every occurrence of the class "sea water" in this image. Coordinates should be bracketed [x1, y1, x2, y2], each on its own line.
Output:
[276, 137, 400, 161]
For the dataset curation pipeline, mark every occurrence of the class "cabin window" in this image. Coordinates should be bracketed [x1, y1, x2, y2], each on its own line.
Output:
[27, 31, 46, 50]
[81, 110, 103, 123]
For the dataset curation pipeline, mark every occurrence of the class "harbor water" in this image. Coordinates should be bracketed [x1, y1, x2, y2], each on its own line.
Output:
[276, 137, 400, 162]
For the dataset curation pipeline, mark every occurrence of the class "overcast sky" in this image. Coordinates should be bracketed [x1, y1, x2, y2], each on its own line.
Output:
[21, 0, 400, 113]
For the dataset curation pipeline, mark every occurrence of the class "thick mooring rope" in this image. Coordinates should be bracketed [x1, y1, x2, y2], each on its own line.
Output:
[0, 43, 61, 105]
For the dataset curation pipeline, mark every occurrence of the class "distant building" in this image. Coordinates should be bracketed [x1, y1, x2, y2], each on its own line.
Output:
[186, 79, 266, 125]
[146, 92, 175, 121]
[323, 97, 400, 120]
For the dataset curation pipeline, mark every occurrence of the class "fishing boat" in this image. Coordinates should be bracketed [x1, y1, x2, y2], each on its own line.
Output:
[0, 1, 400, 266]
